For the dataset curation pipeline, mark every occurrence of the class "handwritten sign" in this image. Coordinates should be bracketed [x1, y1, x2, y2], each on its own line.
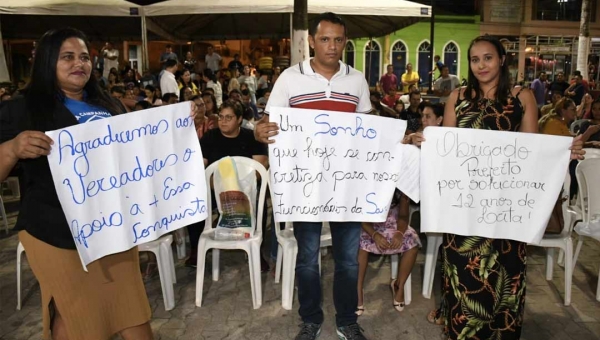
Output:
[421, 127, 572, 244]
[46, 103, 208, 266]
[268, 107, 406, 223]
[396, 144, 421, 203]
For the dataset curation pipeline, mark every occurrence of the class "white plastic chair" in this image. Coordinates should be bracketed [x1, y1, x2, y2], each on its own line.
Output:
[273, 221, 332, 310]
[174, 229, 187, 260]
[530, 172, 577, 306]
[138, 235, 176, 311]
[422, 233, 443, 299]
[583, 148, 600, 159]
[195, 157, 268, 309]
[16, 242, 25, 310]
[0, 194, 9, 234]
[572, 158, 600, 302]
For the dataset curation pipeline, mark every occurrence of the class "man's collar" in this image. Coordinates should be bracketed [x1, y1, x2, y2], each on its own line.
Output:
[301, 58, 348, 77]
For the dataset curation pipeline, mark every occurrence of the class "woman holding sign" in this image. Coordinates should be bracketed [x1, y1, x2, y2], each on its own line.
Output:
[0, 28, 154, 340]
[421, 35, 585, 340]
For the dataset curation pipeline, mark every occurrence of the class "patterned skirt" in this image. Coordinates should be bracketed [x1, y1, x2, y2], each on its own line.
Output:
[441, 233, 527, 340]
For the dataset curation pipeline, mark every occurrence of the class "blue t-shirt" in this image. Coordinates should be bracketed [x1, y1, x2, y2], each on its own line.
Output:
[64, 97, 111, 123]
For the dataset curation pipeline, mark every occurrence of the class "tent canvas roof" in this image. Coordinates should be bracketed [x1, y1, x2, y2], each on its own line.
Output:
[0, 0, 430, 40]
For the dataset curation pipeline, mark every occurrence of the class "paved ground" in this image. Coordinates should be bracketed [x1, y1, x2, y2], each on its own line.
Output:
[0, 202, 599, 340]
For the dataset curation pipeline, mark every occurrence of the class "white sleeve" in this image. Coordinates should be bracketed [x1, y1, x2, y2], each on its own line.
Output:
[356, 77, 372, 113]
[265, 72, 290, 113]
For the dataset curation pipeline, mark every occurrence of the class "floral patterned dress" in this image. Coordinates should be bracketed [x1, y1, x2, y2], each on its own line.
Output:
[442, 92, 527, 340]
[359, 207, 421, 255]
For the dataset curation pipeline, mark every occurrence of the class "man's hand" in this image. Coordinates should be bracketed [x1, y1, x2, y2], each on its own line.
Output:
[254, 114, 279, 144]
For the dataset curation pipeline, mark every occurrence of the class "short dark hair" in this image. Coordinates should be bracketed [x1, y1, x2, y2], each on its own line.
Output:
[441, 65, 449, 72]
[165, 59, 178, 69]
[165, 44, 172, 49]
[203, 69, 216, 82]
[309, 12, 347, 37]
[241, 88, 250, 96]
[421, 102, 444, 118]
[220, 99, 244, 119]
[110, 86, 126, 95]
[144, 85, 156, 92]
[162, 92, 177, 102]
[134, 100, 152, 110]
[229, 88, 242, 97]
[409, 90, 421, 100]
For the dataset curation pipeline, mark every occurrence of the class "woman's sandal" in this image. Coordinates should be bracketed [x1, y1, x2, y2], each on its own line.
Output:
[427, 309, 445, 326]
[356, 289, 365, 316]
[390, 279, 405, 312]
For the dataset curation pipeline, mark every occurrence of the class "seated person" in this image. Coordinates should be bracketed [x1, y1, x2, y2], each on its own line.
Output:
[161, 92, 179, 105]
[356, 189, 421, 315]
[574, 98, 600, 143]
[403, 102, 443, 144]
[540, 92, 563, 117]
[400, 90, 423, 134]
[382, 86, 400, 108]
[186, 100, 268, 268]
[256, 90, 271, 110]
[241, 88, 259, 120]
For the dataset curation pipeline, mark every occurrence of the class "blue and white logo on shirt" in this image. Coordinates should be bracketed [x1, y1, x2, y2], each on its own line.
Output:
[64, 97, 112, 123]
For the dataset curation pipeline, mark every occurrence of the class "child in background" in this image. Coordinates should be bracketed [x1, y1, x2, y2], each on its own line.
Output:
[429, 55, 445, 78]
[356, 189, 421, 315]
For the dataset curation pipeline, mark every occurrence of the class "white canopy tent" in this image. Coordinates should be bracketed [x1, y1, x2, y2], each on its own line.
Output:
[0, 0, 430, 82]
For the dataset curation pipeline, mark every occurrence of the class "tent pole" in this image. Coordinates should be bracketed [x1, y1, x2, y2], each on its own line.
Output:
[428, 0, 435, 94]
[368, 38, 373, 88]
[141, 10, 149, 72]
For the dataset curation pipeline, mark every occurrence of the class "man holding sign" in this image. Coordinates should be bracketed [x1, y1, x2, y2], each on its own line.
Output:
[255, 12, 372, 340]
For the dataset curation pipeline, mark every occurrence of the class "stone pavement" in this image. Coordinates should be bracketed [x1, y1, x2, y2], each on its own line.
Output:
[0, 207, 599, 340]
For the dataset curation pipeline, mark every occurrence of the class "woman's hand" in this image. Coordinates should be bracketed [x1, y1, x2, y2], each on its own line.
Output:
[389, 231, 404, 249]
[402, 132, 425, 147]
[9, 131, 54, 160]
[372, 232, 390, 250]
[189, 101, 198, 120]
[570, 134, 586, 160]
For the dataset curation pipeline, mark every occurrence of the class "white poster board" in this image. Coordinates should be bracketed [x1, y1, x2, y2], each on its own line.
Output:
[46, 102, 208, 266]
[421, 127, 572, 244]
[268, 107, 406, 223]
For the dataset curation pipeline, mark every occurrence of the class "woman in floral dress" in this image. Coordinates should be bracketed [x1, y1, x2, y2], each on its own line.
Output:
[427, 35, 585, 340]
[356, 189, 421, 315]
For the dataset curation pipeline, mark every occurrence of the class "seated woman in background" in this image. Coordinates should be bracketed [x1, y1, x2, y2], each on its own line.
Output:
[178, 69, 199, 95]
[356, 189, 420, 315]
[184, 100, 268, 268]
[144, 85, 162, 106]
[190, 95, 217, 139]
[179, 86, 194, 102]
[402, 102, 444, 144]
[393, 100, 405, 117]
[575, 98, 600, 144]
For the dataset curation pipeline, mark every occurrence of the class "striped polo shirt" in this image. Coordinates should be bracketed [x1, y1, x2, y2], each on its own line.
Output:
[266, 59, 371, 114]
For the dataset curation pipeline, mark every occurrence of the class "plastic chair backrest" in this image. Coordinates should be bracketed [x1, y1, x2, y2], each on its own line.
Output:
[204, 157, 268, 237]
[583, 148, 600, 159]
[576, 158, 600, 223]
[560, 171, 573, 234]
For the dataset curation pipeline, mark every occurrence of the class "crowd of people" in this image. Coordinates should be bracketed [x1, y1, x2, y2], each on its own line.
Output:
[0, 11, 590, 340]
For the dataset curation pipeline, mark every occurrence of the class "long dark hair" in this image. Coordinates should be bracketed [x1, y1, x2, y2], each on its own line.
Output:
[464, 35, 511, 105]
[26, 28, 124, 130]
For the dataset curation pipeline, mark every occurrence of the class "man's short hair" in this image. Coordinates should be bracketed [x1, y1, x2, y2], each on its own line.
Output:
[229, 88, 242, 97]
[165, 59, 178, 69]
[309, 12, 347, 37]
[409, 90, 421, 100]
[165, 44, 172, 49]
[110, 86, 125, 95]
[241, 88, 250, 96]
[387, 64, 393, 69]
[441, 65, 449, 72]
